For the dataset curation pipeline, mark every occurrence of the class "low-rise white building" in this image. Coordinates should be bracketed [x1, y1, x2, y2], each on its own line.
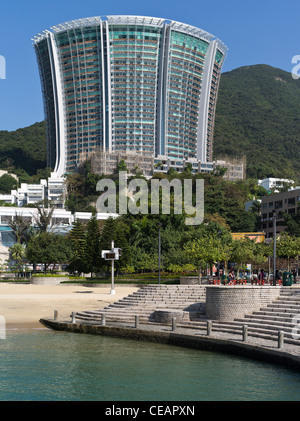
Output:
[10, 181, 47, 207]
[47, 173, 65, 208]
[258, 178, 295, 193]
[0, 172, 65, 208]
[0, 206, 119, 262]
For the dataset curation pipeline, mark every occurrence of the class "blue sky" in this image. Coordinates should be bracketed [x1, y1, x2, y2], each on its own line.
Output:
[0, 0, 299, 131]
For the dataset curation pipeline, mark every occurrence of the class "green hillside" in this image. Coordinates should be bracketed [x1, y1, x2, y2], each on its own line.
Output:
[0, 121, 46, 176]
[1, 64, 300, 182]
[214, 64, 300, 181]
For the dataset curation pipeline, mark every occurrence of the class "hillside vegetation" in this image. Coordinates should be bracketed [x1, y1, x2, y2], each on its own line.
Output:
[214, 64, 300, 181]
[0, 121, 46, 176]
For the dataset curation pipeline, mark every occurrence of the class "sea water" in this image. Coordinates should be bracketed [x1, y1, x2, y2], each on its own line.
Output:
[0, 329, 299, 401]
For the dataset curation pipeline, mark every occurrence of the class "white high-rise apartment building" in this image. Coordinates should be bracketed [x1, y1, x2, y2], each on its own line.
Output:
[33, 15, 227, 176]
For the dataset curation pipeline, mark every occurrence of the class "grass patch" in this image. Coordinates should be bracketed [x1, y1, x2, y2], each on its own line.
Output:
[0, 279, 30, 283]
[62, 278, 180, 285]
[31, 274, 69, 278]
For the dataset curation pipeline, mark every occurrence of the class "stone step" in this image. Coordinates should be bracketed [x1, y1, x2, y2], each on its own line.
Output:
[179, 320, 300, 345]
[266, 302, 300, 309]
[259, 307, 300, 315]
[122, 296, 206, 301]
[113, 299, 204, 306]
[244, 313, 296, 324]
[278, 296, 300, 301]
[118, 295, 205, 300]
[234, 317, 297, 332]
[127, 294, 206, 300]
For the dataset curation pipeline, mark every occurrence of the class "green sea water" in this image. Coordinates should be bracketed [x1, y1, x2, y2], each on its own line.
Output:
[0, 329, 299, 401]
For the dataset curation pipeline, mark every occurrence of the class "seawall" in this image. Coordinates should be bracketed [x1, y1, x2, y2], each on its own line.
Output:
[40, 318, 300, 372]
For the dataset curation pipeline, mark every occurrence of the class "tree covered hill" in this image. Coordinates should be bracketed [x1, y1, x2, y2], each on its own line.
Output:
[214, 64, 300, 182]
[0, 121, 46, 176]
[1, 64, 300, 182]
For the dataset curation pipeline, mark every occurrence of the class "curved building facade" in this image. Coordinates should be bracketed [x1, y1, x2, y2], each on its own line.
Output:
[33, 16, 227, 176]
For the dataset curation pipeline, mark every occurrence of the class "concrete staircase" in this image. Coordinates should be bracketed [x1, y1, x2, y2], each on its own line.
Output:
[180, 287, 300, 346]
[75, 285, 300, 346]
[75, 284, 207, 324]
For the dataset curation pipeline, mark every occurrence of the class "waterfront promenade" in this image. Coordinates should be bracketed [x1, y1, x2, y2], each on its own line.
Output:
[1, 281, 299, 371]
[39, 284, 300, 372]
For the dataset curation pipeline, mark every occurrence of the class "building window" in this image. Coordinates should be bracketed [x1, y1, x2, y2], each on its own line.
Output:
[288, 197, 295, 206]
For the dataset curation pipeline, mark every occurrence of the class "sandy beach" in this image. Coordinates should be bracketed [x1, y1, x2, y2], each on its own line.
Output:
[0, 283, 139, 330]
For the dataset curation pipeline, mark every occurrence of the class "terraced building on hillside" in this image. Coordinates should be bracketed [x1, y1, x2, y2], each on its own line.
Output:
[33, 15, 227, 176]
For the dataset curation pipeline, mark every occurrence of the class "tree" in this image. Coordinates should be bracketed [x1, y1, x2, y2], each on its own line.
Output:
[26, 232, 72, 272]
[84, 216, 102, 277]
[184, 237, 209, 283]
[100, 216, 130, 274]
[33, 201, 55, 232]
[230, 239, 255, 277]
[250, 242, 269, 272]
[183, 234, 229, 283]
[64, 173, 85, 212]
[212, 166, 228, 177]
[100, 216, 116, 251]
[130, 247, 159, 273]
[117, 160, 127, 173]
[184, 162, 193, 173]
[67, 219, 87, 275]
[276, 233, 300, 271]
[9, 213, 33, 244]
[0, 174, 18, 193]
[283, 209, 300, 237]
[9, 243, 26, 271]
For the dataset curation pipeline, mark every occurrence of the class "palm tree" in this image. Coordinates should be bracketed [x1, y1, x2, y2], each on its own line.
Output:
[33, 200, 55, 232]
[9, 213, 33, 244]
[9, 243, 25, 272]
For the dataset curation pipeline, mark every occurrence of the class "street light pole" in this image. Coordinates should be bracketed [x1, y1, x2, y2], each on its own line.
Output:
[158, 223, 162, 285]
[111, 240, 115, 295]
[273, 212, 276, 286]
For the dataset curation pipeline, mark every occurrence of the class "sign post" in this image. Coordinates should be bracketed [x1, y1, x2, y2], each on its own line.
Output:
[101, 241, 122, 296]
[111, 241, 115, 295]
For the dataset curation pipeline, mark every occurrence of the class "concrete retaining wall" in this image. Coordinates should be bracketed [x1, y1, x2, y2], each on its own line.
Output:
[206, 286, 281, 321]
[154, 309, 184, 324]
[180, 277, 200, 285]
[39, 318, 300, 372]
[31, 276, 70, 286]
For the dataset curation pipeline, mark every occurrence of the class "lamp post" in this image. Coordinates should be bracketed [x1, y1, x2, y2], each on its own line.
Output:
[110, 240, 115, 295]
[273, 211, 277, 286]
[158, 223, 162, 285]
[101, 242, 121, 296]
